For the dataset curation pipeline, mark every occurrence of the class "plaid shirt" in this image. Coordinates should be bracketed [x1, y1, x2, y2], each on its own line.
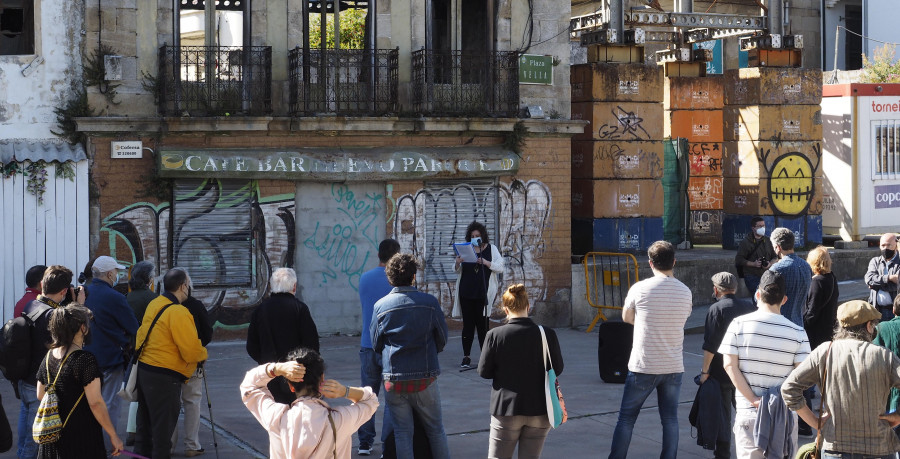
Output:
[769, 253, 812, 327]
[384, 377, 436, 393]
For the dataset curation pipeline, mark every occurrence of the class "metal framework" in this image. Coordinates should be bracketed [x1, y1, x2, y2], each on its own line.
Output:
[582, 252, 640, 332]
[412, 50, 519, 118]
[158, 45, 272, 116]
[570, 0, 802, 62]
[288, 48, 398, 116]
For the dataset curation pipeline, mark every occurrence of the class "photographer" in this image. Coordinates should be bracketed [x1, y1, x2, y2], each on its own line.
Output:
[734, 217, 777, 297]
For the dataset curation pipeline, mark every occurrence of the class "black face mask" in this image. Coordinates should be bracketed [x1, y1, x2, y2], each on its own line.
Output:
[884, 249, 896, 260]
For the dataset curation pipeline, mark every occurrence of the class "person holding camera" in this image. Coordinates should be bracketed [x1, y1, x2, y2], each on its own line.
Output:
[453, 221, 505, 369]
[734, 216, 777, 297]
[17, 265, 84, 459]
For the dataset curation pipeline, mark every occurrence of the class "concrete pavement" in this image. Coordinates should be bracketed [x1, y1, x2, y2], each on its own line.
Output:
[0, 279, 869, 458]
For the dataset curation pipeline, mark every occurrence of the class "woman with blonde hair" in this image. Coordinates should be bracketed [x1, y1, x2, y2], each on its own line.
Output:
[803, 246, 840, 350]
[36, 304, 123, 458]
[478, 284, 563, 459]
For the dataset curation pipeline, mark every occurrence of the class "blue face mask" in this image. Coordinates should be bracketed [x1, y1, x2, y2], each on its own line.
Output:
[113, 271, 126, 286]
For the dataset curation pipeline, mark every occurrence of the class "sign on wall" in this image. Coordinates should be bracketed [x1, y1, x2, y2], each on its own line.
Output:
[157, 147, 520, 181]
[111, 141, 143, 159]
[875, 184, 900, 209]
[519, 54, 553, 85]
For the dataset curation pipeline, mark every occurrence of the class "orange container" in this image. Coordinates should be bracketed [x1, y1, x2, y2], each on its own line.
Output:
[686, 142, 724, 177]
[666, 76, 724, 110]
[572, 178, 664, 218]
[667, 109, 724, 143]
[571, 140, 664, 179]
[687, 176, 724, 210]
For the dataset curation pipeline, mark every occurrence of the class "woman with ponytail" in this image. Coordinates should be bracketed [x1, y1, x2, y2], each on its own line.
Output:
[477, 284, 564, 459]
[36, 304, 123, 458]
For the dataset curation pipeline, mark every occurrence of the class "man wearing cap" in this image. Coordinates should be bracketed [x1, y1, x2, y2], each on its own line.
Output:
[719, 270, 811, 459]
[700, 272, 755, 459]
[865, 232, 900, 321]
[84, 255, 141, 447]
[783, 300, 900, 458]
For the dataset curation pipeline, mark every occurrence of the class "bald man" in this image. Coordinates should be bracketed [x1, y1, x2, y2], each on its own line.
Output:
[865, 233, 900, 321]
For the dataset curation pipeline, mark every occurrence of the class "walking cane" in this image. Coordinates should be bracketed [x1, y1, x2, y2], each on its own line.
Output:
[200, 364, 220, 459]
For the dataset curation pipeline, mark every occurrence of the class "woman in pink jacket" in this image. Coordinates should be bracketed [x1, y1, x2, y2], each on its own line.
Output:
[241, 348, 379, 459]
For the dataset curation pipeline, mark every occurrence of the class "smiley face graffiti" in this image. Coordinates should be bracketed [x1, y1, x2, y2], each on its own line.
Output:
[759, 143, 821, 216]
[768, 153, 814, 215]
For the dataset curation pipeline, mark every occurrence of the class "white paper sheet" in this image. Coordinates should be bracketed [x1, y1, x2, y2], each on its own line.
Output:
[453, 242, 478, 263]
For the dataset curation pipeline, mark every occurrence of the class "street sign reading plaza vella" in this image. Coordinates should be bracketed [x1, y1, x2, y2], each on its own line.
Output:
[519, 54, 553, 85]
[157, 147, 520, 181]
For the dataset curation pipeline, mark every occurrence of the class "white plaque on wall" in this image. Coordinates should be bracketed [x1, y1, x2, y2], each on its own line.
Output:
[111, 141, 143, 159]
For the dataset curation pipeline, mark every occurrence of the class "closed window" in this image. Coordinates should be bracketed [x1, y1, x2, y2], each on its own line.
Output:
[172, 179, 255, 288]
[0, 0, 34, 55]
[874, 121, 900, 180]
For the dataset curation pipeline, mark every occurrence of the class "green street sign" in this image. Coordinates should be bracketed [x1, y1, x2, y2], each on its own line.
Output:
[519, 54, 553, 85]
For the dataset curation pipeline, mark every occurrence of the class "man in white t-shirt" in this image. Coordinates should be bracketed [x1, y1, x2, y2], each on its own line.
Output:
[718, 270, 810, 459]
[608, 241, 693, 459]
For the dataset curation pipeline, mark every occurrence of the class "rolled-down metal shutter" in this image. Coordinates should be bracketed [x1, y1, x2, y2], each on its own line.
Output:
[422, 179, 498, 282]
[172, 179, 254, 288]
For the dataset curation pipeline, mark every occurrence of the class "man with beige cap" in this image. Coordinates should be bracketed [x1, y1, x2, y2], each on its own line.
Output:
[783, 300, 900, 458]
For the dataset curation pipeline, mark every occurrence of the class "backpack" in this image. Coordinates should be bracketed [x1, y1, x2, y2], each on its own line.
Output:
[0, 303, 51, 381]
[32, 350, 83, 444]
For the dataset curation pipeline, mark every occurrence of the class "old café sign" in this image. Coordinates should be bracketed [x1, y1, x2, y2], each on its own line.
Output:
[157, 147, 520, 181]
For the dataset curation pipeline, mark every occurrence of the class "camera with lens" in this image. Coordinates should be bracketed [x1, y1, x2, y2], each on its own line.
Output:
[758, 257, 769, 268]
[63, 284, 83, 305]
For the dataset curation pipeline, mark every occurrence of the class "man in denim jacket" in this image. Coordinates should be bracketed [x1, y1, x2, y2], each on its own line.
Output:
[372, 253, 450, 459]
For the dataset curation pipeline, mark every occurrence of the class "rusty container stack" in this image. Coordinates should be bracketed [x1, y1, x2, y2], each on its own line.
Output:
[720, 67, 825, 249]
[664, 75, 725, 244]
[571, 60, 666, 253]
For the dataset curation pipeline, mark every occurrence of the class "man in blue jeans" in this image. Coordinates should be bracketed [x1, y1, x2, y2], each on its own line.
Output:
[357, 239, 400, 456]
[372, 253, 450, 459]
[608, 241, 693, 459]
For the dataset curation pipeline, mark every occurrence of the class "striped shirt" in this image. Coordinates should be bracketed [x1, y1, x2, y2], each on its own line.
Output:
[718, 310, 810, 409]
[623, 275, 693, 374]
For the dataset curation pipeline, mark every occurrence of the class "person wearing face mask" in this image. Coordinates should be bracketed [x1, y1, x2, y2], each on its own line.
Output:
[865, 233, 900, 321]
[134, 268, 208, 459]
[734, 217, 777, 298]
[83, 255, 140, 451]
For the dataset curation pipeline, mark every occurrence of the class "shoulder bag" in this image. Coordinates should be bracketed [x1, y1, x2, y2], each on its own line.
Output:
[118, 303, 174, 402]
[33, 350, 84, 444]
[795, 342, 832, 459]
[539, 325, 567, 428]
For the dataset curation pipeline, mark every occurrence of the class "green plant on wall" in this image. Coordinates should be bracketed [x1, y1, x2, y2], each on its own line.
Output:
[1, 160, 77, 205]
[309, 8, 367, 49]
[52, 88, 95, 146]
[861, 44, 900, 84]
[84, 44, 121, 103]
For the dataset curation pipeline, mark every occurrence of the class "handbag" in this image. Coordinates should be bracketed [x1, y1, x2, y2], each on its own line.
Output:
[118, 303, 174, 402]
[539, 325, 567, 428]
[795, 342, 832, 459]
[33, 350, 84, 444]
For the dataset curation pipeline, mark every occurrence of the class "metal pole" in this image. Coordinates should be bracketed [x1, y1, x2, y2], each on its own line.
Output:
[201, 366, 220, 459]
[608, 0, 624, 44]
[768, 0, 784, 36]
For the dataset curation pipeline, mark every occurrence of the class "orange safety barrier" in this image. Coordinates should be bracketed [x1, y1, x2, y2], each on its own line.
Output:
[583, 252, 640, 332]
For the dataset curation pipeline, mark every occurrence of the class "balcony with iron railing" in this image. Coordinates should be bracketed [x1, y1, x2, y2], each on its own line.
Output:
[288, 48, 399, 116]
[158, 45, 272, 116]
[412, 50, 519, 117]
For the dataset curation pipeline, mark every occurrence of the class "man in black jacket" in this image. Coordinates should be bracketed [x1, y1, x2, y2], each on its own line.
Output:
[866, 232, 900, 321]
[734, 216, 776, 297]
[246, 267, 319, 404]
[699, 272, 755, 458]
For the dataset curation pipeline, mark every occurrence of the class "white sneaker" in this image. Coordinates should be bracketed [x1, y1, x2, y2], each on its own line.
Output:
[358, 446, 372, 456]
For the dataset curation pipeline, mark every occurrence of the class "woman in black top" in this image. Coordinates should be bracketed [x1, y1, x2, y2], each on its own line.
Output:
[36, 304, 123, 458]
[803, 246, 839, 349]
[454, 221, 505, 368]
[478, 284, 563, 459]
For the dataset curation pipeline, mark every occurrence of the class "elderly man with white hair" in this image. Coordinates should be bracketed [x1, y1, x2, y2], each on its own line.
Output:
[866, 232, 900, 321]
[246, 267, 320, 404]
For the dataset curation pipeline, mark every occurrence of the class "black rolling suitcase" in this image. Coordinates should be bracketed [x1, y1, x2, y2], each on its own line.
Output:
[598, 320, 634, 383]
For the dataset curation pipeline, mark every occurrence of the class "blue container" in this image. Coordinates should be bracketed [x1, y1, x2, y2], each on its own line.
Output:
[806, 215, 823, 247]
[722, 214, 777, 250]
[774, 216, 806, 249]
[616, 218, 643, 252]
[642, 217, 665, 250]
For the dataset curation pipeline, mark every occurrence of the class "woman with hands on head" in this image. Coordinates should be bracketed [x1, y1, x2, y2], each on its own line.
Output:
[241, 347, 379, 459]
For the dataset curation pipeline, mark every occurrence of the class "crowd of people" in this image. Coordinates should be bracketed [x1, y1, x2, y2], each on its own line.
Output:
[4, 218, 900, 459]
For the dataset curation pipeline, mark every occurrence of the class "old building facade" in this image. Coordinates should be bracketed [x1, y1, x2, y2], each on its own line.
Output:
[77, 0, 580, 333]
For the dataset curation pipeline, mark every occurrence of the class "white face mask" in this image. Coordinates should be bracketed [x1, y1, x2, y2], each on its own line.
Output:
[756, 227, 766, 236]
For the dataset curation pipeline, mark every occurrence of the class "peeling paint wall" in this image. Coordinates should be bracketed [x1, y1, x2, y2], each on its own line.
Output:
[0, 0, 84, 139]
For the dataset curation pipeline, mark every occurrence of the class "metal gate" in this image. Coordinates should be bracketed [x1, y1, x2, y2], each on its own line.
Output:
[421, 179, 499, 282]
[583, 252, 640, 332]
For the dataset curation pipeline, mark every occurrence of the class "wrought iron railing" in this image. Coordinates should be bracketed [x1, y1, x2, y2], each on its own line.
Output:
[412, 50, 519, 117]
[288, 48, 398, 116]
[158, 45, 272, 116]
